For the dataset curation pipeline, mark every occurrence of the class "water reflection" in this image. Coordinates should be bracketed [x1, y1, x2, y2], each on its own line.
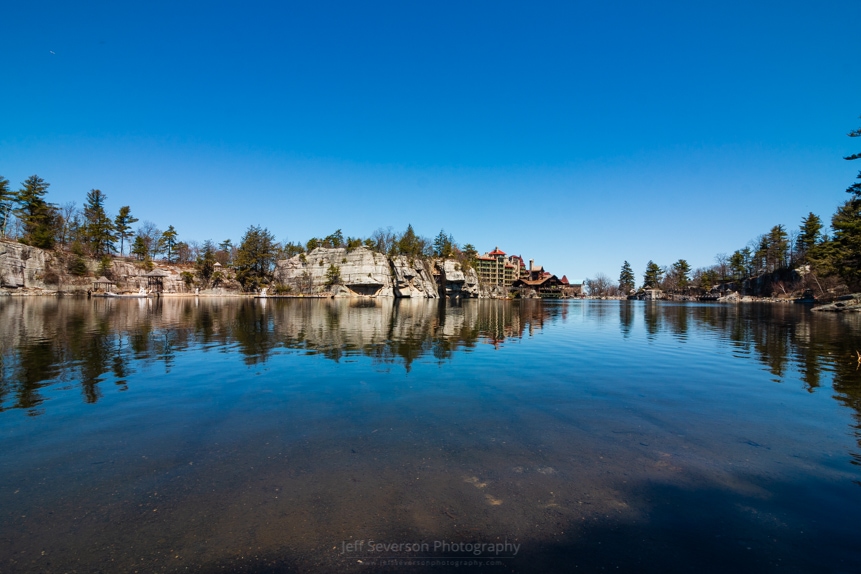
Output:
[2, 299, 860, 447]
[1, 298, 860, 571]
[0, 298, 561, 413]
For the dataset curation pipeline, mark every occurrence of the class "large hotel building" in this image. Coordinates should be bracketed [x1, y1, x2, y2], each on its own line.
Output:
[475, 247, 524, 287]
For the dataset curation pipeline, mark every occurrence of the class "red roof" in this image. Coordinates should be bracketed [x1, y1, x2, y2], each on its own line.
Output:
[488, 246, 506, 256]
[560, 275, 569, 285]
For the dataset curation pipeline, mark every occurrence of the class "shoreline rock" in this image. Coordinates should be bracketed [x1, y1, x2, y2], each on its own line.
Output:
[273, 246, 482, 299]
[811, 294, 861, 312]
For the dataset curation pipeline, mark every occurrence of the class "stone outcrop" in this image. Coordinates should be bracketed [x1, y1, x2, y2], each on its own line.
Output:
[1, 240, 484, 299]
[106, 260, 191, 294]
[438, 259, 481, 298]
[390, 255, 438, 298]
[0, 239, 199, 295]
[275, 247, 394, 297]
[812, 294, 861, 312]
[0, 240, 55, 292]
[274, 246, 481, 298]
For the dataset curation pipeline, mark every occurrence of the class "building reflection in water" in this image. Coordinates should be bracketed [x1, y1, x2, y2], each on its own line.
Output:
[1, 297, 859, 469]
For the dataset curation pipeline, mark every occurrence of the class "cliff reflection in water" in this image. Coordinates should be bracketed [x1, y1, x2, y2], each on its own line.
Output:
[2, 299, 860, 446]
[0, 297, 560, 414]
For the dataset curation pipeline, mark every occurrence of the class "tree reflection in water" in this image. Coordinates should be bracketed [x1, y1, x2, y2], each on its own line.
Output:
[0, 298, 859, 465]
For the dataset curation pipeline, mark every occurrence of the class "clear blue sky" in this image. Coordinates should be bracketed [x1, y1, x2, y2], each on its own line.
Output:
[2, 1, 859, 282]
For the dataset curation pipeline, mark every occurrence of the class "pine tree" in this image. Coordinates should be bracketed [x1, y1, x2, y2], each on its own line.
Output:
[218, 239, 234, 265]
[643, 260, 663, 288]
[322, 229, 344, 248]
[114, 206, 139, 257]
[160, 225, 178, 263]
[672, 259, 691, 290]
[740, 247, 754, 277]
[433, 229, 454, 258]
[83, 189, 116, 256]
[196, 240, 216, 285]
[824, 199, 861, 289]
[325, 264, 341, 286]
[808, 116, 861, 288]
[131, 235, 148, 261]
[235, 225, 276, 290]
[845, 116, 861, 197]
[619, 261, 635, 293]
[0, 176, 13, 238]
[396, 224, 421, 257]
[15, 175, 57, 249]
[795, 212, 822, 261]
[729, 250, 746, 280]
[767, 225, 789, 271]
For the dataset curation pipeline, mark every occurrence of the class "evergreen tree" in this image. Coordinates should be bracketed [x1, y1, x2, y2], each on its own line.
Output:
[114, 206, 138, 257]
[826, 199, 861, 289]
[767, 225, 789, 271]
[643, 260, 663, 288]
[671, 259, 691, 290]
[795, 212, 822, 262]
[433, 229, 455, 258]
[0, 176, 13, 238]
[131, 235, 148, 261]
[322, 229, 344, 248]
[396, 224, 422, 257]
[160, 225, 179, 263]
[235, 225, 276, 290]
[729, 250, 746, 280]
[619, 261, 635, 293]
[196, 240, 216, 285]
[753, 235, 769, 274]
[15, 175, 57, 249]
[845, 116, 861, 197]
[218, 239, 234, 265]
[700, 269, 719, 291]
[325, 264, 341, 286]
[83, 189, 116, 256]
[741, 247, 754, 277]
[808, 117, 861, 288]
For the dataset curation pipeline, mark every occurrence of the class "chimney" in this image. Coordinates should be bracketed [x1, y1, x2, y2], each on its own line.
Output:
[529, 259, 534, 272]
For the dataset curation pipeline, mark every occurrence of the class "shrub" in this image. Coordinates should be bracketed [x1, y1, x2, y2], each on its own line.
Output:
[325, 264, 341, 286]
[98, 256, 113, 279]
[68, 255, 88, 276]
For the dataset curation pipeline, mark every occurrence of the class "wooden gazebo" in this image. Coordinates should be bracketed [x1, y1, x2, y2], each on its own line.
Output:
[145, 269, 170, 293]
[93, 276, 114, 293]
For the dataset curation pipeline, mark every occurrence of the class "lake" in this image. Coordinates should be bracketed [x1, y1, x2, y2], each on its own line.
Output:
[1, 297, 859, 573]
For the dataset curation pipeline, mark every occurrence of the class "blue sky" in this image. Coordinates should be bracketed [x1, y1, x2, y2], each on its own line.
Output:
[2, 1, 859, 282]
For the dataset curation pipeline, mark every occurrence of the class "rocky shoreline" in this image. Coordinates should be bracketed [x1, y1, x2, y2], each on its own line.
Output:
[0, 240, 486, 299]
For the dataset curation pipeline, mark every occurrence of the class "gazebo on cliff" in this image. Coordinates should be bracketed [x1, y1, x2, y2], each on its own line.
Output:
[144, 269, 170, 293]
[92, 276, 114, 293]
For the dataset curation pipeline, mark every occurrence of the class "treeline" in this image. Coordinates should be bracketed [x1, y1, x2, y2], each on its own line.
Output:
[0, 176, 477, 290]
[584, 117, 861, 298]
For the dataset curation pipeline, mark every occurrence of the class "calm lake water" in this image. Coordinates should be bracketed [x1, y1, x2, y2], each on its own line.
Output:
[1, 297, 860, 573]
